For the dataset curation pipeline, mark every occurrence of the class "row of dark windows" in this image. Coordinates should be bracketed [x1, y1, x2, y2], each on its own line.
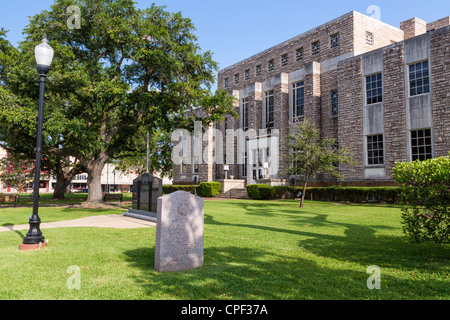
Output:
[224, 33, 341, 88]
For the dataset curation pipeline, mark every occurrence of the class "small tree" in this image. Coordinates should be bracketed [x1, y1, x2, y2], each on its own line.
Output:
[284, 120, 355, 208]
[393, 153, 450, 243]
[0, 155, 34, 193]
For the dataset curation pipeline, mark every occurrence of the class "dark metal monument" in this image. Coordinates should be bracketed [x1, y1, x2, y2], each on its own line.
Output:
[125, 173, 162, 221]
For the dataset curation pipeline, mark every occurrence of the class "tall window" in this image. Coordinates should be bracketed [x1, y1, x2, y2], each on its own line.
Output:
[224, 77, 229, 89]
[265, 90, 274, 129]
[268, 59, 274, 72]
[256, 64, 262, 76]
[311, 41, 320, 55]
[411, 128, 432, 161]
[296, 47, 304, 61]
[367, 134, 384, 165]
[409, 60, 430, 96]
[281, 54, 289, 67]
[292, 81, 304, 122]
[366, 31, 374, 45]
[241, 151, 247, 177]
[330, 90, 338, 117]
[234, 73, 240, 85]
[244, 69, 250, 81]
[366, 73, 383, 105]
[242, 97, 249, 131]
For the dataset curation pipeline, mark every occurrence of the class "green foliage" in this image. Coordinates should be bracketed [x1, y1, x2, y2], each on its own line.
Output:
[246, 184, 402, 203]
[393, 154, 450, 243]
[0, 0, 235, 203]
[162, 185, 196, 195]
[284, 119, 355, 207]
[246, 184, 276, 200]
[195, 182, 222, 197]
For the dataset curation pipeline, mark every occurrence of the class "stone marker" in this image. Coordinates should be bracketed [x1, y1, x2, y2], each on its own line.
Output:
[155, 191, 204, 272]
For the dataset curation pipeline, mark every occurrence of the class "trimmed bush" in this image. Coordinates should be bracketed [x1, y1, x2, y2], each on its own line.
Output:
[162, 185, 196, 195]
[246, 184, 402, 203]
[393, 155, 450, 243]
[195, 182, 222, 197]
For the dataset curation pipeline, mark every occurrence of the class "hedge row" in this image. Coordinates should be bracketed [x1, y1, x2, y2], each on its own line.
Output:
[162, 182, 222, 197]
[246, 184, 402, 204]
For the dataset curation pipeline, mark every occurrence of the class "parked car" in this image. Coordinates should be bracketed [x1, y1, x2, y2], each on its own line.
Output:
[74, 188, 88, 193]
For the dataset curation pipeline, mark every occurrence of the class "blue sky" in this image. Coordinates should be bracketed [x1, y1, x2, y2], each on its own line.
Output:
[1, 0, 449, 83]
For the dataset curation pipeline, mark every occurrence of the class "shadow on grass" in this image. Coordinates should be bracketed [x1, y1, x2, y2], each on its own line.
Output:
[123, 242, 448, 299]
[122, 204, 449, 299]
[123, 245, 373, 299]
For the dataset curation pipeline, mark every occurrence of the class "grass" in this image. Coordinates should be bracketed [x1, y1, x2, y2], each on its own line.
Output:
[0, 199, 448, 300]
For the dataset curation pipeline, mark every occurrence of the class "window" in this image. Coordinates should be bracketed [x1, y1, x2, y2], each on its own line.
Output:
[242, 97, 249, 131]
[256, 64, 262, 76]
[411, 128, 432, 161]
[224, 77, 229, 89]
[296, 47, 304, 61]
[281, 54, 288, 67]
[244, 69, 250, 81]
[311, 41, 320, 55]
[268, 59, 274, 72]
[330, 33, 339, 48]
[366, 73, 383, 104]
[241, 151, 247, 177]
[367, 134, 384, 165]
[409, 60, 430, 96]
[366, 31, 374, 45]
[292, 81, 304, 122]
[330, 90, 338, 117]
[181, 160, 187, 174]
[265, 90, 274, 129]
[234, 73, 240, 85]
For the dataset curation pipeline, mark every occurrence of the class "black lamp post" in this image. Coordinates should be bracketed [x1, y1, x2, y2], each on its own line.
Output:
[19, 35, 54, 250]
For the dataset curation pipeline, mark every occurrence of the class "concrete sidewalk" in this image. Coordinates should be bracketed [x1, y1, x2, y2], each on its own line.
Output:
[0, 214, 155, 233]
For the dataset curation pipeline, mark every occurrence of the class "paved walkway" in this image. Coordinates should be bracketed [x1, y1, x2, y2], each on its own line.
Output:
[0, 214, 155, 233]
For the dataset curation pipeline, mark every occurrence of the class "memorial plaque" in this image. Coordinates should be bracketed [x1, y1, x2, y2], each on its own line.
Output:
[126, 173, 162, 221]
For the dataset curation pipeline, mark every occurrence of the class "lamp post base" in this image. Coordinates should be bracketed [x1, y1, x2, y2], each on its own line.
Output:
[19, 242, 47, 251]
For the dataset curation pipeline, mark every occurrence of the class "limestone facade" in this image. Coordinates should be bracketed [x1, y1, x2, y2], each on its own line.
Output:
[173, 11, 450, 186]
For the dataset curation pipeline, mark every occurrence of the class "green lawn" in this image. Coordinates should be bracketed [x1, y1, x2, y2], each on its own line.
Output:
[0, 199, 448, 300]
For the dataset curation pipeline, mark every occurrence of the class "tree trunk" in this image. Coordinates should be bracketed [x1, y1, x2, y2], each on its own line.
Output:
[52, 161, 83, 200]
[53, 175, 72, 200]
[83, 154, 108, 207]
[300, 181, 308, 208]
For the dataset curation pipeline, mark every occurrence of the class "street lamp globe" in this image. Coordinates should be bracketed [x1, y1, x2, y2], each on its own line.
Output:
[34, 34, 54, 74]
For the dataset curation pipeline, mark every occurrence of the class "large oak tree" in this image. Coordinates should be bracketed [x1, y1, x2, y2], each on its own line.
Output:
[0, 0, 235, 206]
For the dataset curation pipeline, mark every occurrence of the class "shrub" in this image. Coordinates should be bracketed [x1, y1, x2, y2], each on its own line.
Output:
[246, 184, 267, 200]
[246, 184, 402, 203]
[162, 185, 196, 195]
[393, 154, 450, 243]
[195, 182, 222, 197]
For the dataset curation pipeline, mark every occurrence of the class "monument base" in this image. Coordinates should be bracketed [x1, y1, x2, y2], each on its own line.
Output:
[124, 209, 157, 222]
[19, 242, 47, 251]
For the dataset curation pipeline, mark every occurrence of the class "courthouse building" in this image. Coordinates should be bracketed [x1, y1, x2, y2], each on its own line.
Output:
[172, 11, 450, 187]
